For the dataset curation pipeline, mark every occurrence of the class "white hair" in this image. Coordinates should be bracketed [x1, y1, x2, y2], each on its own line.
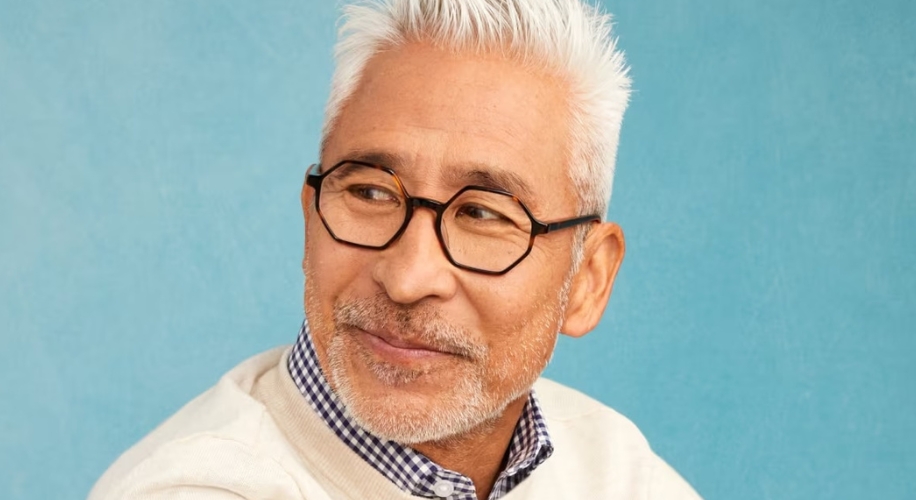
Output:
[322, 0, 631, 217]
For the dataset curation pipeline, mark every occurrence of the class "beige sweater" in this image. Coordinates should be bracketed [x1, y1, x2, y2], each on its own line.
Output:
[89, 348, 702, 499]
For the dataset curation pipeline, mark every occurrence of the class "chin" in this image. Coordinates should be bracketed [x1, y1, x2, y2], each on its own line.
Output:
[325, 333, 510, 444]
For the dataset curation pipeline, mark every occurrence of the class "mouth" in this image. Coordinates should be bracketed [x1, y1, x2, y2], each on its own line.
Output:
[352, 327, 461, 364]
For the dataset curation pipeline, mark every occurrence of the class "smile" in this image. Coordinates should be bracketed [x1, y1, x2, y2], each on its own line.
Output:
[355, 327, 455, 364]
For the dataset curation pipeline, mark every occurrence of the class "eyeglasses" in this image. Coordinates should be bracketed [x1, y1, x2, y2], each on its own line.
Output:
[305, 160, 599, 275]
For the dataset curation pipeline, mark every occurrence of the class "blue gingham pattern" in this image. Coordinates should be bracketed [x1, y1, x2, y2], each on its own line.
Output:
[287, 321, 554, 499]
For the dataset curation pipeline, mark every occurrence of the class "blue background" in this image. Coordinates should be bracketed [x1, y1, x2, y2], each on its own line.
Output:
[1, 1, 914, 498]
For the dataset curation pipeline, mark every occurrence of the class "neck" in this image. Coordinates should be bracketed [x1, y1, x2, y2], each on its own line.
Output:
[412, 394, 529, 500]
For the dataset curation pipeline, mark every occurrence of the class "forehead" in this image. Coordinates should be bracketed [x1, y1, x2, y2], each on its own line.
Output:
[323, 43, 578, 214]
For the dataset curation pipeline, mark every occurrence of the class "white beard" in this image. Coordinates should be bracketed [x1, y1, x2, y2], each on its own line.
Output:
[303, 262, 573, 445]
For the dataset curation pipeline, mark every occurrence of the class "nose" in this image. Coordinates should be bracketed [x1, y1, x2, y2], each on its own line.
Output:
[371, 205, 458, 305]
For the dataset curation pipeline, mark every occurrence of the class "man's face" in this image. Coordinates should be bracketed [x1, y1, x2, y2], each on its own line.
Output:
[303, 43, 581, 444]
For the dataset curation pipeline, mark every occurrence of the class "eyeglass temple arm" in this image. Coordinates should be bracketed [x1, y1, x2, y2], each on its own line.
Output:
[537, 214, 601, 235]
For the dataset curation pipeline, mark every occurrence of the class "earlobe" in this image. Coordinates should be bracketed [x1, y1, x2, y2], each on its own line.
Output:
[559, 222, 625, 338]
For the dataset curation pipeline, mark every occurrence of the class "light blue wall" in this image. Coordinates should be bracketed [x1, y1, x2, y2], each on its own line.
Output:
[1, 1, 913, 499]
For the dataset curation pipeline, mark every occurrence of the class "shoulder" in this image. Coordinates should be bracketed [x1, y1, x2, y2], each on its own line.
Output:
[533, 377, 645, 440]
[88, 347, 306, 500]
[529, 377, 703, 500]
[532, 377, 652, 462]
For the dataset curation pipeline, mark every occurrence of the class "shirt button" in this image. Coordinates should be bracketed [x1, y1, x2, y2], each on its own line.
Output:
[432, 480, 455, 498]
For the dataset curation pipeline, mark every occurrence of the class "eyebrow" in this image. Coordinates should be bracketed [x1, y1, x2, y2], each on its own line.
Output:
[336, 149, 538, 208]
[338, 150, 404, 172]
[442, 165, 536, 205]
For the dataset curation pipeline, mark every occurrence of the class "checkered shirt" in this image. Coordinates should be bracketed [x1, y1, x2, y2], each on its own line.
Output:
[287, 320, 554, 499]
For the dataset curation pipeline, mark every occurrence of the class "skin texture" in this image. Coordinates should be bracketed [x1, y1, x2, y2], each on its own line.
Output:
[301, 42, 625, 500]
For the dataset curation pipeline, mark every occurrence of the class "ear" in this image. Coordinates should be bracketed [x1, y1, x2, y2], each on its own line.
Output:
[301, 174, 316, 227]
[559, 222, 625, 338]
[301, 175, 316, 270]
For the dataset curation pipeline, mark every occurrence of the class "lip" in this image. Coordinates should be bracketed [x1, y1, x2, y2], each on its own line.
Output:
[355, 327, 453, 363]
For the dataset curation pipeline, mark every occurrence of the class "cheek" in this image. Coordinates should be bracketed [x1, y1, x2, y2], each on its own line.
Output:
[468, 265, 565, 338]
[467, 254, 571, 381]
[474, 283, 560, 393]
[304, 228, 374, 309]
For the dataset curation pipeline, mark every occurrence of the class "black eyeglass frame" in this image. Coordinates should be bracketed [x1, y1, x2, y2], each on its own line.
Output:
[305, 160, 600, 275]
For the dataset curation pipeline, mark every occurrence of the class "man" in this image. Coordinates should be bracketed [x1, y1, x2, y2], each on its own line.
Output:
[90, 0, 702, 499]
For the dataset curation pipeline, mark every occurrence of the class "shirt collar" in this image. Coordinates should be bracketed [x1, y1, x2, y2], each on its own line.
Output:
[287, 320, 553, 499]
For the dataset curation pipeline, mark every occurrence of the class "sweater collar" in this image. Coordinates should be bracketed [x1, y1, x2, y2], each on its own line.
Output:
[287, 320, 553, 500]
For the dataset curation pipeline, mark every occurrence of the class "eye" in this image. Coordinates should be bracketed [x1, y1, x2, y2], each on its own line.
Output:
[347, 184, 400, 203]
[455, 203, 512, 223]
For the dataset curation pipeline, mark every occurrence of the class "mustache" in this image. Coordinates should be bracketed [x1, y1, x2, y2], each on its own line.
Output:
[333, 295, 486, 361]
